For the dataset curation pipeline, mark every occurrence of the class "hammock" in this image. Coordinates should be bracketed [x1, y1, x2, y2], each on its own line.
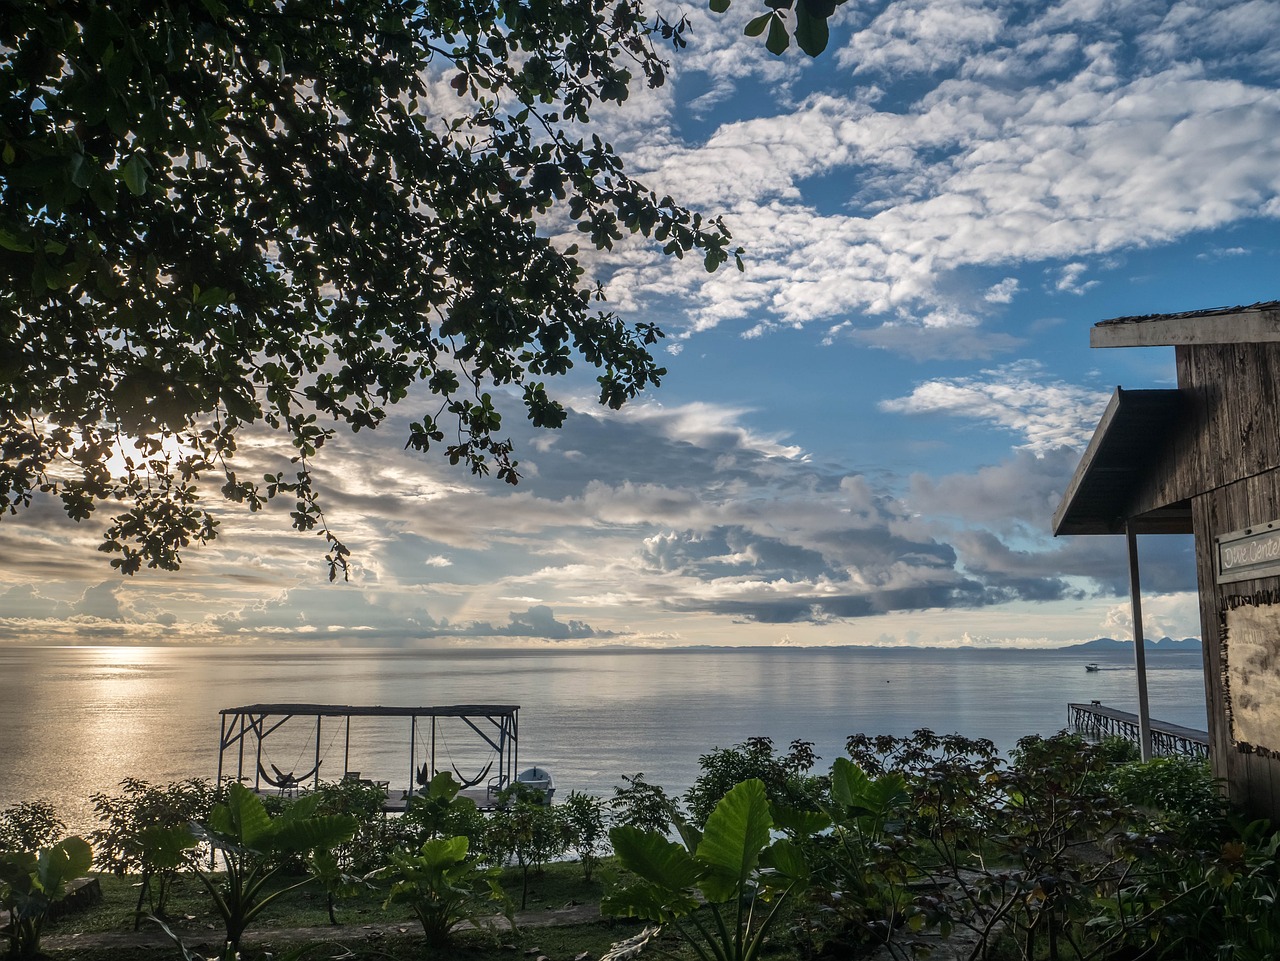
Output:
[450, 759, 494, 789]
[258, 759, 321, 793]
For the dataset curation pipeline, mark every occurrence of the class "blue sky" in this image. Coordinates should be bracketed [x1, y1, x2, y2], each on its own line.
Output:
[3, 0, 1279, 648]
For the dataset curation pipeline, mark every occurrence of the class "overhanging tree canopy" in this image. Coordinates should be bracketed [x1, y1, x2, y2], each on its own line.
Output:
[2, 0, 756, 577]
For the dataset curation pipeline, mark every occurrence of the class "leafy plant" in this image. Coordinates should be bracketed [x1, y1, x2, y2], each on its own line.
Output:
[0, 835, 92, 959]
[384, 835, 507, 947]
[684, 737, 822, 828]
[402, 771, 487, 852]
[487, 788, 569, 908]
[1106, 755, 1229, 846]
[0, 801, 64, 853]
[782, 757, 914, 957]
[562, 791, 608, 882]
[89, 777, 217, 925]
[149, 782, 357, 960]
[611, 773, 678, 835]
[604, 778, 809, 961]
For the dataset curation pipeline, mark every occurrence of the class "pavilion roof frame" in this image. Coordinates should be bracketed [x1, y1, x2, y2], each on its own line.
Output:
[216, 703, 520, 799]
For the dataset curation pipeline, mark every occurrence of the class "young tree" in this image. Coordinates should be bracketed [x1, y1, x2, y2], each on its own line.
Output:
[1, 0, 745, 577]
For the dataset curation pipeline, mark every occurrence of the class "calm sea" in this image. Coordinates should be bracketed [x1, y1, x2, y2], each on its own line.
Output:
[0, 645, 1208, 835]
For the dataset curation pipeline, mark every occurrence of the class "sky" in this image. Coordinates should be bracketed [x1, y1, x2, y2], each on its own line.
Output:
[3, 0, 1279, 649]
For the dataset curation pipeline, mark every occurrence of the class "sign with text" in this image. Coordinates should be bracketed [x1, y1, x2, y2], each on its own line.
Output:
[1218, 522, 1280, 584]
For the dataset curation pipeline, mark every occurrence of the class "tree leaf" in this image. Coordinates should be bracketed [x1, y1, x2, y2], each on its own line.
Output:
[744, 12, 773, 36]
[765, 15, 791, 54]
[695, 778, 771, 903]
[608, 826, 701, 890]
[709, 0, 731, 12]
[120, 154, 149, 196]
[794, 3, 830, 56]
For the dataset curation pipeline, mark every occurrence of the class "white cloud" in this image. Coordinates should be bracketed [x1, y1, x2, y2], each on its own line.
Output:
[879, 362, 1111, 452]
[985, 277, 1021, 303]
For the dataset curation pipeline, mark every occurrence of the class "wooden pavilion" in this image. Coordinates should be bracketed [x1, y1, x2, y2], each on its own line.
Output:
[1054, 301, 1280, 818]
[216, 703, 520, 809]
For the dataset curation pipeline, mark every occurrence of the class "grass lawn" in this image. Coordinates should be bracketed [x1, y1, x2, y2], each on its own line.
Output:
[36, 859, 681, 961]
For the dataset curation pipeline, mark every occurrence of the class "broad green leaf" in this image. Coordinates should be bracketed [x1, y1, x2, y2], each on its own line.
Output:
[760, 838, 809, 887]
[696, 778, 771, 903]
[121, 153, 149, 196]
[137, 824, 198, 871]
[36, 837, 93, 893]
[770, 803, 830, 837]
[830, 757, 872, 808]
[270, 813, 357, 855]
[0, 228, 33, 253]
[794, 3, 830, 56]
[417, 835, 469, 867]
[765, 16, 791, 54]
[602, 882, 700, 922]
[609, 826, 700, 889]
[209, 782, 273, 849]
[709, 0, 731, 11]
[744, 13, 772, 36]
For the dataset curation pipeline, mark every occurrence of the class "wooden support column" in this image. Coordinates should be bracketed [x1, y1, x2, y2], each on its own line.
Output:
[1127, 523, 1154, 762]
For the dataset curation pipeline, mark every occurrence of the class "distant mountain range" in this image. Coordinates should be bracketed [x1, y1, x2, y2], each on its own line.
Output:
[1059, 636, 1202, 653]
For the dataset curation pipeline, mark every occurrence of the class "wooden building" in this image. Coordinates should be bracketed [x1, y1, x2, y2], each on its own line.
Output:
[1054, 301, 1280, 818]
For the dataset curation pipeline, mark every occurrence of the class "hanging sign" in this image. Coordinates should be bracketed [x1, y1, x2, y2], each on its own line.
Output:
[1217, 521, 1280, 584]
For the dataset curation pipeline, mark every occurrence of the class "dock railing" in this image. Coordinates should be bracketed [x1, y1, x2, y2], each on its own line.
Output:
[1068, 702, 1209, 759]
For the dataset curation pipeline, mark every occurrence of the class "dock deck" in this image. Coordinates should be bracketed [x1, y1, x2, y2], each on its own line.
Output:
[1068, 702, 1208, 758]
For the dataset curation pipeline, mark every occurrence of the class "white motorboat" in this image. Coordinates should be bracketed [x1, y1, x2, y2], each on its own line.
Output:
[516, 765, 555, 803]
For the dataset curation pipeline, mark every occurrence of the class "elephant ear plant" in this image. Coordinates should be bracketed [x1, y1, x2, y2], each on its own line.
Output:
[147, 782, 356, 961]
[603, 778, 809, 961]
[0, 835, 93, 959]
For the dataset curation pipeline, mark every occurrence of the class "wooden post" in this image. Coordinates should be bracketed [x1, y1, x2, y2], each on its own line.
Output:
[1127, 523, 1154, 761]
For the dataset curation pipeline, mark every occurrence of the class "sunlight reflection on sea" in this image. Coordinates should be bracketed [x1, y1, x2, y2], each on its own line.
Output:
[0, 645, 1207, 835]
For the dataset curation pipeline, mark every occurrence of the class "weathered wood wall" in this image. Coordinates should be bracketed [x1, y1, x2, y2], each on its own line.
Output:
[1178, 341, 1280, 817]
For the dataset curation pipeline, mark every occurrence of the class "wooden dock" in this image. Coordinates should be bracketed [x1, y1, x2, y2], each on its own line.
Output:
[1068, 702, 1209, 758]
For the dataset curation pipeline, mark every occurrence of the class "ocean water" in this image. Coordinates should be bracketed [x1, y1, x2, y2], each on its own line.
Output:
[0, 645, 1208, 835]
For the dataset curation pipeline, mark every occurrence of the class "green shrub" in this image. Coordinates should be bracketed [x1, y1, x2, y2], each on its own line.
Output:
[561, 791, 607, 881]
[89, 777, 217, 924]
[610, 773, 676, 834]
[0, 801, 64, 853]
[684, 737, 822, 828]
[384, 836, 506, 948]
[1106, 755, 1228, 843]
[0, 835, 92, 959]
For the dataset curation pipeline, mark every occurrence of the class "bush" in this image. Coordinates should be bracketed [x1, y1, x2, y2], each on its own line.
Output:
[0, 801, 64, 853]
[561, 791, 607, 881]
[684, 737, 822, 827]
[89, 777, 217, 924]
[1106, 755, 1228, 843]
[610, 773, 676, 834]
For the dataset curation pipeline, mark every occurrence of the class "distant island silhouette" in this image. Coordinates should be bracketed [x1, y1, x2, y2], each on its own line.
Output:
[1058, 636, 1202, 653]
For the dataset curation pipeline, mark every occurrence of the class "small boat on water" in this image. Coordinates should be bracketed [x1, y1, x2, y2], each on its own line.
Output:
[1085, 662, 1100, 672]
[516, 766, 555, 803]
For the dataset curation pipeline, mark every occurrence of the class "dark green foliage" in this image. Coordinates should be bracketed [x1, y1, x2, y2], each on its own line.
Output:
[1105, 755, 1228, 845]
[383, 835, 507, 948]
[1, 0, 741, 577]
[604, 778, 809, 961]
[684, 736, 822, 828]
[88, 777, 217, 925]
[166, 782, 358, 959]
[400, 771, 488, 854]
[0, 801, 64, 853]
[486, 789, 569, 908]
[0, 835, 92, 959]
[561, 791, 608, 881]
[610, 773, 677, 834]
[1095, 734, 1142, 764]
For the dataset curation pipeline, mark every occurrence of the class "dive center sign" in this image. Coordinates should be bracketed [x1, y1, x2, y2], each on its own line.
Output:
[1218, 521, 1280, 584]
